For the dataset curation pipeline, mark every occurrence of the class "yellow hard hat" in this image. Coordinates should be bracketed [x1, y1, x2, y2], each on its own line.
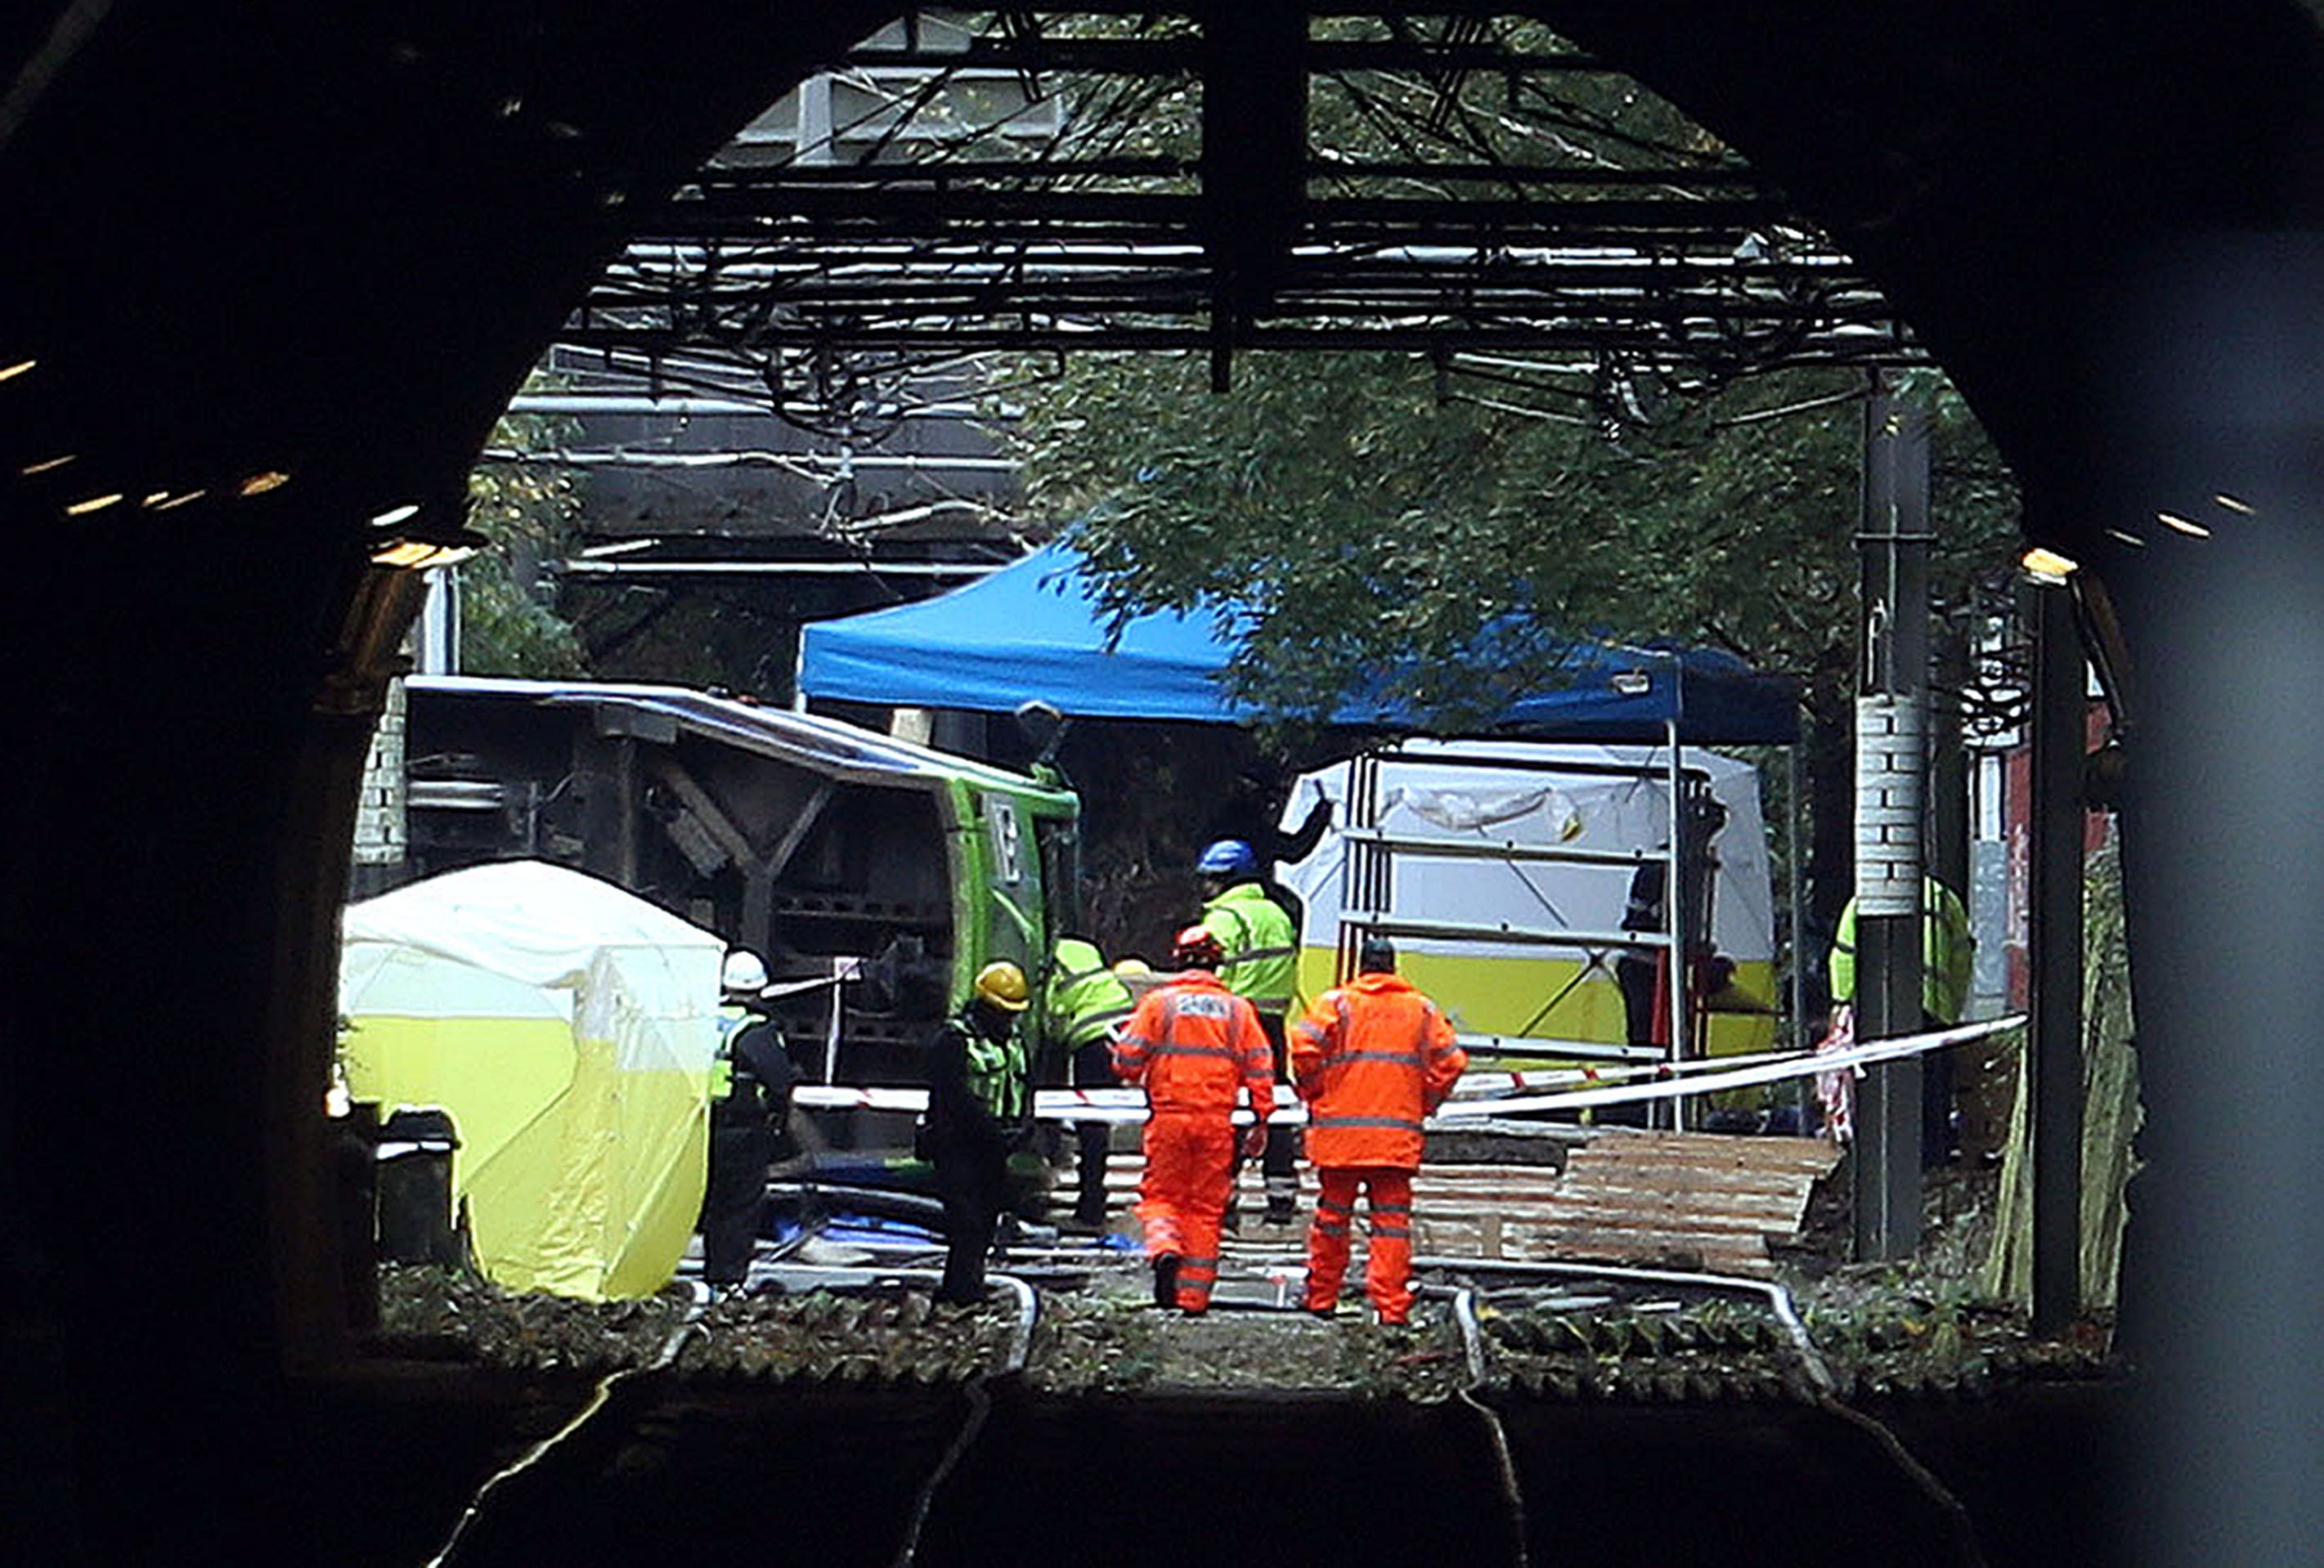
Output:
[1111, 957, 1152, 978]
[973, 960, 1031, 1012]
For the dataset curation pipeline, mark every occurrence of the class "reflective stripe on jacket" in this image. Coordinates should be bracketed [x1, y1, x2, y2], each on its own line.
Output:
[1112, 971, 1276, 1119]
[1044, 938, 1136, 1053]
[1828, 878, 1974, 1025]
[963, 1028, 1030, 1123]
[1199, 882, 1299, 1014]
[1290, 971, 1466, 1169]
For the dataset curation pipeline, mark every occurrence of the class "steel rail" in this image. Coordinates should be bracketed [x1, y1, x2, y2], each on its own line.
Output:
[579, 266, 1887, 300]
[596, 242, 1861, 272]
[705, 159, 1755, 190]
[1424, 1283, 1532, 1568]
[1340, 911, 1673, 951]
[1411, 1254, 1833, 1394]
[550, 323, 1924, 361]
[424, 1302, 711, 1567]
[573, 287, 1890, 320]
[577, 275, 1896, 316]
[624, 191, 1791, 236]
[1337, 827, 1663, 867]
[837, 38, 1611, 75]
[744, 1262, 1041, 1374]
[587, 307, 1891, 337]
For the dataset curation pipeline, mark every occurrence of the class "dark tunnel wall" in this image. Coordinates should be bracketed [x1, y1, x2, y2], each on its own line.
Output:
[1535, 2, 2324, 541]
[4, 3, 2323, 1562]
[0, 7, 900, 1558]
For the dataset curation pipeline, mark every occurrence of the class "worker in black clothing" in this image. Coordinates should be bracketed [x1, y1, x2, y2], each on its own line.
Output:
[1615, 858, 1667, 1052]
[701, 949, 801, 1297]
[922, 961, 1034, 1306]
[1615, 797, 1730, 1051]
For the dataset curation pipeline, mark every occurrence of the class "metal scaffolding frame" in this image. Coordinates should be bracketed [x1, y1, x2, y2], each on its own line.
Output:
[551, 7, 1929, 421]
[1333, 730, 1729, 1129]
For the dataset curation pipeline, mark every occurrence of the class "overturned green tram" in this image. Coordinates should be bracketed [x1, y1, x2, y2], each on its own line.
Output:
[386, 674, 1081, 1085]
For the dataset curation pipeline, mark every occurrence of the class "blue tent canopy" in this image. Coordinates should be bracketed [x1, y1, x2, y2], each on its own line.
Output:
[798, 543, 1798, 745]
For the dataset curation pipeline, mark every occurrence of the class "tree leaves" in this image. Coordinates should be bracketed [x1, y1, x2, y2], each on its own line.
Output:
[1007, 348, 2019, 745]
[460, 385, 590, 677]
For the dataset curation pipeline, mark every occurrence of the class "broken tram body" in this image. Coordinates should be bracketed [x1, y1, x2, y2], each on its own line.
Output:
[394, 674, 1080, 1088]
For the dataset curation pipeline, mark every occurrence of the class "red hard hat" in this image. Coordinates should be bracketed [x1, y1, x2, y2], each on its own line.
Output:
[1170, 925, 1224, 970]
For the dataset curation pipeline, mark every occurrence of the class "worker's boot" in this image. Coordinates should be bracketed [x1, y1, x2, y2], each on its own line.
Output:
[1151, 1252, 1180, 1308]
[1263, 1198, 1295, 1228]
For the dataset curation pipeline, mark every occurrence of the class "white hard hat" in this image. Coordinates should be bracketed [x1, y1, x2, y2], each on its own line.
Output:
[722, 950, 769, 993]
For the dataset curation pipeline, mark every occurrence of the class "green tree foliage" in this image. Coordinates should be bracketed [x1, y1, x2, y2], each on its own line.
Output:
[989, 13, 2026, 997]
[1005, 347, 2019, 1019]
[1009, 351, 2017, 737]
[991, 14, 2022, 737]
[460, 406, 589, 678]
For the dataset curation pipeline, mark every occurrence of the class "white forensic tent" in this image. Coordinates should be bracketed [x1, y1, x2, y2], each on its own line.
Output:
[338, 860, 726, 1300]
[1280, 741, 1776, 1060]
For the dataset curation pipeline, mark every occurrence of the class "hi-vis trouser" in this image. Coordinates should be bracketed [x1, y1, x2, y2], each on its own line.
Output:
[1304, 1167, 1415, 1324]
[1137, 1111, 1236, 1311]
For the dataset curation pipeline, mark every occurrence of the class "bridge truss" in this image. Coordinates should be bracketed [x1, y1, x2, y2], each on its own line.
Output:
[551, 7, 1927, 437]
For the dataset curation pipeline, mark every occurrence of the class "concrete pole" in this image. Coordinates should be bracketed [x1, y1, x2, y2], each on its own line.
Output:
[1853, 374, 1930, 1260]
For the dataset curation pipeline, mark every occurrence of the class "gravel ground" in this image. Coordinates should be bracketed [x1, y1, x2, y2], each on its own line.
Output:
[376, 1259, 1469, 1400]
[370, 1158, 2112, 1403]
[376, 1266, 692, 1372]
[1030, 1281, 1469, 1399]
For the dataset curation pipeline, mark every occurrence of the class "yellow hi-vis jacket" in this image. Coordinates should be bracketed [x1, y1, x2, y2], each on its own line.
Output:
[1199, 882, 1299, 1017]
[709, 1002, 754, 1098]
[1043, 938, 1137, 1054]
[1828, 877, 1974, 1025]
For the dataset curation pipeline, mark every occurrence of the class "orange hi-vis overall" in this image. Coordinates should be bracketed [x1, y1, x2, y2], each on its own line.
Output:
[1290, 970, 1466, 1324]
[1112, 970, 1275, 1311]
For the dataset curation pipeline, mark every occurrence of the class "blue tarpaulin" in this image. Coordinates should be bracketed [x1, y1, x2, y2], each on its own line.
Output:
[799, 543, 1798, 745]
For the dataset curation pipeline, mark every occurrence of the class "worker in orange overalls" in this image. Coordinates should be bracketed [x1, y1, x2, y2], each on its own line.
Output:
[1291, 935, 1466, 1326]
[1111, 925, 1275, 1314]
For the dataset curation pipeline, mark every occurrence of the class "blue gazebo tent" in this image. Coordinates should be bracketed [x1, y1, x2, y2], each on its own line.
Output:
[796, 542, 1797, 745]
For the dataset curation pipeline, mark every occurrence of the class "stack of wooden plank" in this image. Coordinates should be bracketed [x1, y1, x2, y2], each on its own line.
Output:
[1487, 1129, 1841, 1278]
[1101, 1128, 1841, 1279]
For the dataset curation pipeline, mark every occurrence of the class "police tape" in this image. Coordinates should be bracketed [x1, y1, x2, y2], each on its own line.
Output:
[1424, 1014, 2024, 1120]
[785, 1043, 1820, 1118]
[1442, 1045, 1820, 1099]
[789, 1083, 1178, 1123]
[786, 1015, 2025, 1127]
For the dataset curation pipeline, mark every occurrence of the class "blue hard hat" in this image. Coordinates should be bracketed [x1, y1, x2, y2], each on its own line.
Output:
[1196, 838, 1258, 876]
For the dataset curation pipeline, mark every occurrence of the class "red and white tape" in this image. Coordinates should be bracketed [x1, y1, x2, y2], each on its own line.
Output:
[1429, 1015, 2022, 1120]
[787, 1015, 2022, 1127]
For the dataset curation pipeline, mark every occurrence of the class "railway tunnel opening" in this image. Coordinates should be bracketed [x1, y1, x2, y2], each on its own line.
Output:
[7, 4, 2324, 1565]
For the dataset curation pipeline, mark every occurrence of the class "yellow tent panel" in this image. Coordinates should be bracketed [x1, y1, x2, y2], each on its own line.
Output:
[339, 861, 725, 1301]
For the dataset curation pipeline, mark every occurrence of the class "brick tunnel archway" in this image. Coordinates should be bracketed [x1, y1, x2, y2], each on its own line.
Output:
[4, 4, 2322, 1563]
